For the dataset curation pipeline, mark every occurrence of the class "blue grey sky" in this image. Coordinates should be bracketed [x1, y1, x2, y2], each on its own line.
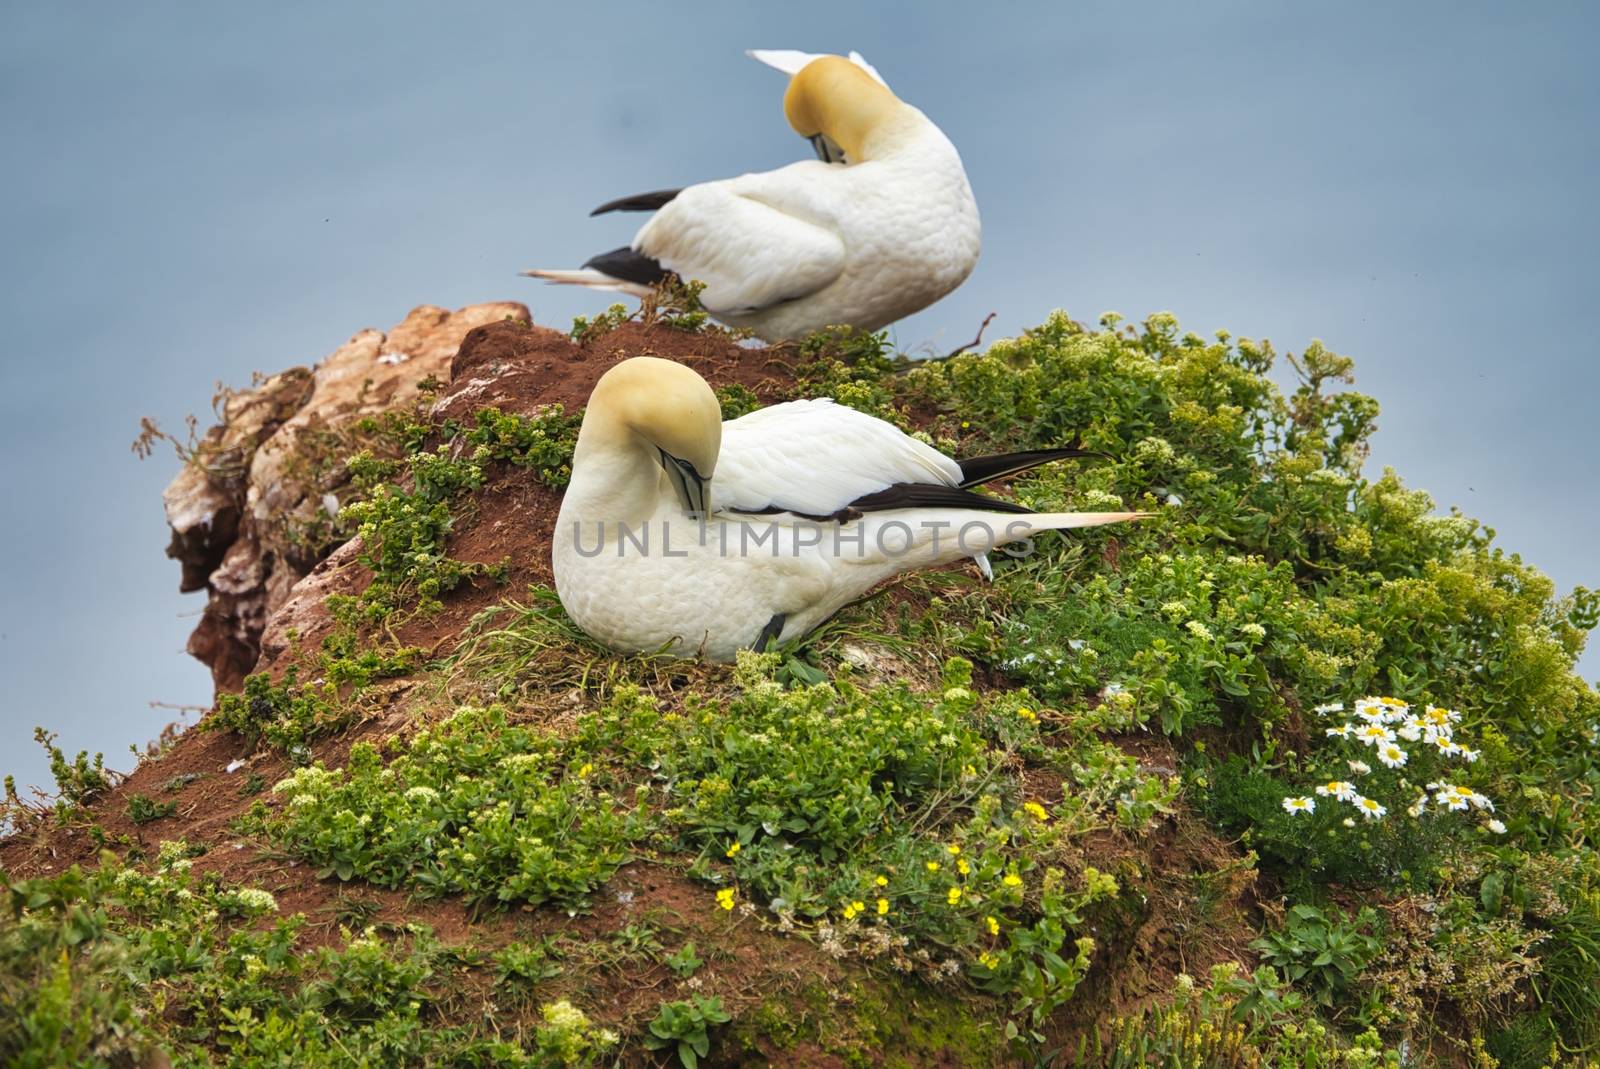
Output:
[2, 2, 1596, 794]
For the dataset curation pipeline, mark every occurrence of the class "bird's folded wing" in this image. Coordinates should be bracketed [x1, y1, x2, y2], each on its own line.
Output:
[716, 399, 963, 516]
[634, 181, 847, 315]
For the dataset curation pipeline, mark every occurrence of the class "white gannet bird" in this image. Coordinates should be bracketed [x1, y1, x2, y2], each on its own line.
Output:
[523, 50, 981, 342]
[552, 358, 1140, 661]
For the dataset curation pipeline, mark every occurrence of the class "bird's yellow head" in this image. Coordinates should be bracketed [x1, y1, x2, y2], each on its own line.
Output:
[782, 55, 907, 162]
[585, 357, 721, 514]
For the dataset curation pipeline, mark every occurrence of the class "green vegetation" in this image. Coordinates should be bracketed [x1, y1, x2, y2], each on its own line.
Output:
[643, 995, 731, 1069]
[259, 704, 633, 908]
[6, 309, 1597, 1066]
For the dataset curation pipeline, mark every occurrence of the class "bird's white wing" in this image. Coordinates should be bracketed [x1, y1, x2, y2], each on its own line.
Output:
[746, 49, 890, 89]
[715, 399, 963, 517]
[635, 175, 847, 315]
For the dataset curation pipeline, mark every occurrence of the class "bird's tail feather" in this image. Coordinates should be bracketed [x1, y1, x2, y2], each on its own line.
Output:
[520, 268, 653, 298]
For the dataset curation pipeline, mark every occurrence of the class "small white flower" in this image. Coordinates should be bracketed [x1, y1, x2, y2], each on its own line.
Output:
[1315, 780, 1358, 802]
[1354, 796, 1387, 820]
[1397, 718, 1425, 742]
[1342, 817, 1357, 828]
[1355, 724, 1395, 747]
[1325, 723, 1355, 739]
[1376, 743, 1408, 769]
[1486, 819, 1507, 834]
[1282, 796, 1316, 815]
[1313, 702, 1345, 716]
[1347, 760, 1372, 776]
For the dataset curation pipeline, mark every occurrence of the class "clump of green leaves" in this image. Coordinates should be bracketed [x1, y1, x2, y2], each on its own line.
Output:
[570, 303, 632, 343]
[580, 655, 1129, 1028]
[211, 670, 348, 760]
[338, 445, 498, 621]
[449, 405, 581, 489]
[263, 704, 634, 909]
[643, 994, 731, 1069]
[1251, 903, 1381, 1010]
[124, 794, 175, 825]
[33, 728, 112, 817]
[1072, 962, 1401, 1068]
[0, 859, 616, 1068]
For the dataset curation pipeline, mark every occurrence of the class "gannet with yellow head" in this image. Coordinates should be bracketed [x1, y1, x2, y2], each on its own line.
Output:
[525, 50, 981, 342]
[553, 358, 1139, 661]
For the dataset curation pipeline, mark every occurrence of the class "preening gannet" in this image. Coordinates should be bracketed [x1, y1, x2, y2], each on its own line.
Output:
[524, 50, 981, 342]
[552, 358, 1140, 661]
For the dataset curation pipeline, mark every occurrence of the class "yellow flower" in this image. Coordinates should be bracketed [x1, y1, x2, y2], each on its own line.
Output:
[874, 875, 889, 887]
[725, 842, 741, 858]
[1017, 707, 1038, 723]
[978, 951, 1000, 969]
[986, 915, 1000, 936]
[957, 858, 971, 876]
[877, 898, 890, 916]
[926, 861, 941, 873]
[1002, 873, 1023, 888]
[715, 888, 735, 911]
[947, 843, 962, 856]
[842, 902, 859, 920]
[576, 763, 593, 778]
[947, 887, 962, 905]
[1023, 802, 1050, 821]
[852, 900, 865, 912]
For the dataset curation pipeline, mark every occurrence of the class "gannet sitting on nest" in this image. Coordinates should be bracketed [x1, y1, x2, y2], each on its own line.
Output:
[524, 50, 981, 342]
[553, 358, 1141, 661]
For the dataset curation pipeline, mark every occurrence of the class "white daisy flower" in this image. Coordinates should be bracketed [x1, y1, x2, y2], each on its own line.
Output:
[1356, 723, 1395, 747]
[1397, 718, 1425, 742]
[1486, 819, 1507, 834]
[1354, 796, 1387, 820]
[1315, 780, 1358, 802]
[1314, 702, 1345, 715]
[1459, 748, 1481, 763]
[1376, 743, 1408, 769]
[1326, 723, 1355, 739]
[1348, 760, 1372, 776]
[1468, 792, 1494, 812]
[1282, 796, 1316, 815]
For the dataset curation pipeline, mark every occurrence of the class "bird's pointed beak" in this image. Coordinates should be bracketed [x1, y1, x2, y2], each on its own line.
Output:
[658, 449, 711, 518]
[809, 133, 846, 164]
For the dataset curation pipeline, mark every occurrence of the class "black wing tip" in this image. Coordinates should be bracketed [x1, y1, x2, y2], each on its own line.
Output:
[956, 446, 1110, 488]
[581, 246, 668, 288]
[589, 188, 683, 217]
[839, 483, 1036, 519]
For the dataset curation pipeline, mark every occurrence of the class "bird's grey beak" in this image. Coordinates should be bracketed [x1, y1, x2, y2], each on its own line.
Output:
[809, 133, 846, 164]
[658, 449, 710, 517]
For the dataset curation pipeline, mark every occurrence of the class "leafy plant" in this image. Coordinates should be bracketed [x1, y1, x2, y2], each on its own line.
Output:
[124, 794, 175, 825]
[263, 704, 634, 909]
[666, 941, 703, 978]
[643, 994, 731, 1069]
[1250, 904, 1381, 1009]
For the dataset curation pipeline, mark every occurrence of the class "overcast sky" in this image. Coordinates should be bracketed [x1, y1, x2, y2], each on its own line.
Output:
[2, 1, 1596, 794]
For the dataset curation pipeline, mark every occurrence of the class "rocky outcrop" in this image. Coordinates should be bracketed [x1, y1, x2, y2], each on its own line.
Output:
[164, 302, 530, 691]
